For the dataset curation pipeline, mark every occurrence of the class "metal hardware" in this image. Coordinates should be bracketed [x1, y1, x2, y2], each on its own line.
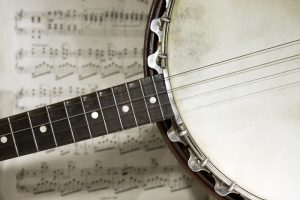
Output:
[167, 125, 185, 144]
[187, 149, 209, 172]
[214, 177, 237, 196]
[148, 0, 263, 200]
[150, 19, 163, 42]
[158, 53, 167, 59]
[148, 48, 163, 73]
[161, 17, 171, 23]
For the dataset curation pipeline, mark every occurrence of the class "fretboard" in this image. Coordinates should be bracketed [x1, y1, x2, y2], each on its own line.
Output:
[0, 74, 174, 161]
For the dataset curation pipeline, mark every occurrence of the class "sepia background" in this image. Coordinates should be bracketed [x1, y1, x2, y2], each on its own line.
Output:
[0, 0, 214, 199]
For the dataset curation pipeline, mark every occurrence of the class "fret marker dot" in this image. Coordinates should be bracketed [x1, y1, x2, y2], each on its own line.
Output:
[40, 125, 47, 133]
[122, 105, 130, 113]
[91, 112, 99, 119]
[0, 136, 7, 144]
[150, 97, 157, 104]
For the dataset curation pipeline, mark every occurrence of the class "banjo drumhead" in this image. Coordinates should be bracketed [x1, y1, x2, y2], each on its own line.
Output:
[168, 0, 300, 199]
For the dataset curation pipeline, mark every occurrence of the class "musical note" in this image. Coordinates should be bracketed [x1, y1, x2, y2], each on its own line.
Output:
[33, 125, 165, 156]
[0, 0, 208, 200]
[143, 159, 168, 190]
[119, 132, 143, 154]
[15, 9, 148, 39]
[15, 45, 143, 80]
[16, 159, 195, 196]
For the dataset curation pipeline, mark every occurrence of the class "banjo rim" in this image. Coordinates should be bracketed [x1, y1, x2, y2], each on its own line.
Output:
[143, 1, 245, 200]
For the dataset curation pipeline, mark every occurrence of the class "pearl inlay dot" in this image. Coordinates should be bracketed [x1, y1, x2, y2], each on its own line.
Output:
[40, 125, 47, 133]
[149, 97, 157, 104]
[122, 105, 130, 113]
[91, 112, 99, 119]
[1, 136, 7, 144]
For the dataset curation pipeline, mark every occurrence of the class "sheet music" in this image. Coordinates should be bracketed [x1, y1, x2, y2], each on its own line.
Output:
[0, 0, 210, 199]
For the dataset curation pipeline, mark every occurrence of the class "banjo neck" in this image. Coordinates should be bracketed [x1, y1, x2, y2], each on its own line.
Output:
[0, 74, 173, 161]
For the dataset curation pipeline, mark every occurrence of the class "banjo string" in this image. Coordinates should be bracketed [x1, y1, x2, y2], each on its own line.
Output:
[3, 39, 300, 126]
[4, 67, 300, 141]
[181, 79, 300, 113]
[8, 72, 300, 143]
[167, 38, 300, 79]
[5, 61, 300, 131]
[166, 53, 300, 92]
[5, 52, 300, 126]
[176, 67, 300, 103]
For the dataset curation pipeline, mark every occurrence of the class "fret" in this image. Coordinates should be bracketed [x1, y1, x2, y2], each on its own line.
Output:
[98, 89, 123, 133]
[0, 118, 11, 136]
[127, 79, 151, 126]
[80, 96, 93, 139]
[82, 93, 101, 112]
[151, 76, 165, 120]
[140, 77, 163, 122]
[7, 118, 19, 156]
[95, 92, 109, 135]
[29, 107, 57, 150]
[111, 88, 124, 130]
[65, 98, 91, 142]
[113, 84, 137, 129]
[27, 112, 39, 151]
[82, 92, 107, 137]
[65, 97, 84, 116]
[10, 112, 30, 132]
[152, 74, 174, 119]
[0, 134, 18, 161]
[139, 79, 155, 122]
[0, 75, 175, 162]
[125, 83, 138, 126]
[0, 118, 18, 160]
[48, 102, 74, 146]
[45, 106, 58, 147]
[63, 101, 76, 142]
[9, 113, 38, 156]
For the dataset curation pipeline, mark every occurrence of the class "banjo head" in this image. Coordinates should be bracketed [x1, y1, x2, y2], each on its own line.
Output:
[152, 0, 300, 199]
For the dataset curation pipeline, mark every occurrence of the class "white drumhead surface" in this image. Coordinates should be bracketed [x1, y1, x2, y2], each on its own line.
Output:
[168, 1, 300, 199]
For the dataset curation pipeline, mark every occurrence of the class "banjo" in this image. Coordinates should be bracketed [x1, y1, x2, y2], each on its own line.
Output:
[1, 0, 300, 199]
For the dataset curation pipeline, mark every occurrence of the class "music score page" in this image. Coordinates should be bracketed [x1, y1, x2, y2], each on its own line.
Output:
[0, 0, 209, 200]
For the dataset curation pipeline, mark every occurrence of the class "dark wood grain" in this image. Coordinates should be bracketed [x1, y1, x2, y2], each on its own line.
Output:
[127, 80, 151, 126]
[82, 92, 107, 137]
[29, 107, 56, 151]
[0, 118, 18, 160]
[143, 1, 240, 199]
[140, 76, 163, 122]
[48, 102, 74, 146]
[0, 75, 173, 161]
